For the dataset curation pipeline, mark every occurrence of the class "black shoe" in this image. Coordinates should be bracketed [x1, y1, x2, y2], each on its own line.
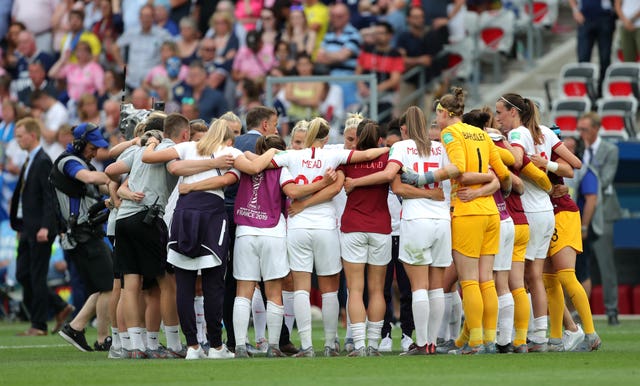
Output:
[608, 313, 620, 326]
[94, 336, 112, 351]
[496, 343, 514, 354]
[59, 323, 93, 352]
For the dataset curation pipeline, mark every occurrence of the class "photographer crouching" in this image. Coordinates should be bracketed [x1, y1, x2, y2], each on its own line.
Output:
[50, 123, 114, 352]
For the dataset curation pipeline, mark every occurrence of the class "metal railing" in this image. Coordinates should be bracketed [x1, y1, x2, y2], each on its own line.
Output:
[264, 65, 433, 124]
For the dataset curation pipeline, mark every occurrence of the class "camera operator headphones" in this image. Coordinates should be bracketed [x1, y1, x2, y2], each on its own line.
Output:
[72, 123, 99, 153]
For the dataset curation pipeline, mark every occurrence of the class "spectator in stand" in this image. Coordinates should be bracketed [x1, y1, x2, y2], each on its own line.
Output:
[76, 93, 105, 127]
[284, 53, 325, 126]
[273, 40, 296, 75]
[203, 12, 240, 91]
[102, 99, 122, 138]
[154, 1, 179, 37]
[150, 75, 181, 114]
[2, 22, 26, 71]
[281, 5, 317, 59]
[257, 7, 280, 47]
[59, 9, 102, 63]
[614, 0, 640, 62]
[303, 0, 330, 52]
[112, 4, 172, 89]
[397, 6, 446, 112]
[174, 60, 229, 122]
[421, 0, 465, 48]
[315, 3, 362, 111]
[355, 21, 404, 124]
[17, 61, 57, 107]
[232, 30, 276, 85]
[180, 99, 200, 121]
[142, 41, 189, 91]
[196, 37, 230, 93]
[130, 87, 152, 110]
[51, 0, 80, 55]
[29, 90, 68, 161]
[99, 69, 125, 103]
[48, 41, 105, 103]
[235, 79, 263, 124]
[91, 0, 124, 67]
[11, 0, 58, 54]
[235, 0, 263, 32]
[568, 0, 616, 95]
[176, 17, 201, 65]
[208, 1, 247, 49]
[10, 31, 55, 98]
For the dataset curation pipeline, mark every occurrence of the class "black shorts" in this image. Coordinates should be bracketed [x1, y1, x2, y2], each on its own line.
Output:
[67, 236, 113, 294]
[575, 252, 591, 283]
[115, 210, 168, 279]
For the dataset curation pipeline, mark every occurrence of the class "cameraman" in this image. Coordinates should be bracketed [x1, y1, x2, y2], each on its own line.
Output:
[51, 123, 113, 352]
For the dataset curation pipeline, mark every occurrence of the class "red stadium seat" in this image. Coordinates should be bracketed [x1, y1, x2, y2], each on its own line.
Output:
[618, 285, 632, 315]
[597, 97, 638, 139]
[550, 97, 591, 137]
[590, 285, 605, 315]
[632, 285, 640, 314]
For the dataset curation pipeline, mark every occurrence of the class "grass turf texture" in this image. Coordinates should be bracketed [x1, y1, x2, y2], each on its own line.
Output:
[1, 318, 638, 385]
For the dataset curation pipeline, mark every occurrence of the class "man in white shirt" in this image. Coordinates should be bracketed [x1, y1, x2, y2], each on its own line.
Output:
[30, 90, 69, 161]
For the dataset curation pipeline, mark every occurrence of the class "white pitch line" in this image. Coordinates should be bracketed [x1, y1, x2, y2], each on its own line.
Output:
[0, 344, 68, 349]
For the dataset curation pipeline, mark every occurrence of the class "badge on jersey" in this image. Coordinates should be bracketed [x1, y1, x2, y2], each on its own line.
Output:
[442, 132, 454, 144]
[509, 132, 521, 140]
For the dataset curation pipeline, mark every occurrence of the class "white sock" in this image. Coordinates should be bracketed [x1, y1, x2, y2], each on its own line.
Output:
[266, 301, 284, 346]
[233, 296, 251, 347]
[194, 296, 206, 344]
[412, 289, 430, 347]
[497, 293, 515, 346]
[282, 290, 295, 333]
[428, 289, 445, 345]
[120, 331, 131, 351]
[146, 331, 159, 350]
[111, 327, 121, 350]
[294, 290, 312, 350]
[321, 291, 339, 348]
[532, 316, 548, 343]
[252, 288, 266, 343]
[450, 290, 462, 339]
[351, 322, 366, 350]
[367, 320, 384, 349]
[164, 324, 182, 352]
[128, 327, 145, 351]
[438, 292, 453, 341]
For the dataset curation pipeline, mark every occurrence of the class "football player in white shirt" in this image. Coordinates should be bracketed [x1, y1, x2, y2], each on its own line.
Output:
[495, 94, 581, 351]
[344, 106, 452, 355]
[270, 117, 388, 357]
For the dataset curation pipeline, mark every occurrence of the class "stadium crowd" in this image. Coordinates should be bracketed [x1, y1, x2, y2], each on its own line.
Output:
[1, 0, 634, 359]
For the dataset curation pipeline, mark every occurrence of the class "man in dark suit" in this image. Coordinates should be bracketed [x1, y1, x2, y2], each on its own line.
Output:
[578, 112, 622, 325]
[11, 117, 73, 336]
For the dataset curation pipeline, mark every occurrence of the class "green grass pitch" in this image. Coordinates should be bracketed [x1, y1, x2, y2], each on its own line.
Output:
[1, 318, 639, 385]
